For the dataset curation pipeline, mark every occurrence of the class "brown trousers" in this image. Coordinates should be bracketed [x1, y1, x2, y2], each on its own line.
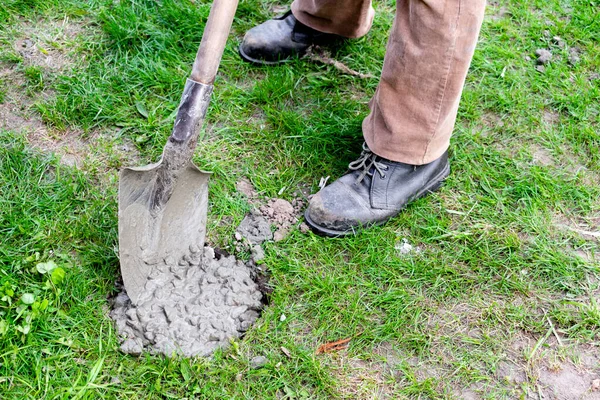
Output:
[291, 0, 486, 164]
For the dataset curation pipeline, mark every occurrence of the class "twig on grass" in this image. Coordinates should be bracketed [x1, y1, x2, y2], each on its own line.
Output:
[316, 338, 352, 354]
[307, 47, 377, 80]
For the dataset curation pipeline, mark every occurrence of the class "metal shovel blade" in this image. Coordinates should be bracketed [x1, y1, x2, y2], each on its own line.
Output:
[118, 161, 210, 305]
[117, 0, 239, 306]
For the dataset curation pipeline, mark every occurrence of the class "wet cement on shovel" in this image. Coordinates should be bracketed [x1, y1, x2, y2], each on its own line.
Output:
[111, 180, 306, 358]
[110, 245, 263, 357]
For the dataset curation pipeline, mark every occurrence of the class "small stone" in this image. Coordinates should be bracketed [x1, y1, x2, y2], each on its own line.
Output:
[536, 65, 546, 73]
[234, 231, 242, 241]
[240, 320, 253, 330]
[250, 355, 268, 369]
[535, 48, 552, 65]
[592, 379, 600, 391]
[552, 35, 566, 48]
[568, 47, 580, 65]
[273, 227, 289, 242]
[189, 244, 200, 254]
[395, 238, 413, 255]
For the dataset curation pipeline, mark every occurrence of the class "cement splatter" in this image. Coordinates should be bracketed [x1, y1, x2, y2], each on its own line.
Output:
[111, 246, 263, 357]
[236, 210, 273, 245]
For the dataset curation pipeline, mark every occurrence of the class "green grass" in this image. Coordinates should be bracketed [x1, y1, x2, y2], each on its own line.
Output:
[1, 0, 599, 398]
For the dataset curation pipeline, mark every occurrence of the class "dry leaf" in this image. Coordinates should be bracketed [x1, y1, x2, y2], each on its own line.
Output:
[316, 338, 351, 354]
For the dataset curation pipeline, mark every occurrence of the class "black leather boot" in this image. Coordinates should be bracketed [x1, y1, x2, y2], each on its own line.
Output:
[239, 11, 342, 65]
[305, 144, 450, 236]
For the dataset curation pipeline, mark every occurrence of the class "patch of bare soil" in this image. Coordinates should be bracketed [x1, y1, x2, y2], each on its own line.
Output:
[329, 353, 393, 399]
[472, 110, 505, 138]
[531, 144, 555, 166]
[364, 295, 600, 399]
[1, 18, 140, 171]
[0, 64, 46, 134]
[536, 361, 600, 400]
[542, 109, 560, 127]
[13, 17, 90, 71]
[554, 213, 600, 242]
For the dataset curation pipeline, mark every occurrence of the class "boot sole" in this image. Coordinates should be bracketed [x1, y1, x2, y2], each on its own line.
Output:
[238, 45, 297, 66]
[304, 162, 450, 237]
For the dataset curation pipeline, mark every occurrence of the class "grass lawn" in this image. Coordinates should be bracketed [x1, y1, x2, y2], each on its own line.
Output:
[1, 0, 599, 398]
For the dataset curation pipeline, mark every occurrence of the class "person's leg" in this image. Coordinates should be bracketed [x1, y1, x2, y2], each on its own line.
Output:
[305, 0, 486, 236]
[363, 0, 486, 165]
[239, 0, 373, 64]
[291, 0, 374, 38]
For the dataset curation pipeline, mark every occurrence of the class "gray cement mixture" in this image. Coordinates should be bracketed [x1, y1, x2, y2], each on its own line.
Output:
[111, 185, 306, 358]
[110, 245, 263, 357]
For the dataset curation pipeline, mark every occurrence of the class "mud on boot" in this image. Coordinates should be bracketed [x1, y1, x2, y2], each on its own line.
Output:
[304, 144, 450, 236]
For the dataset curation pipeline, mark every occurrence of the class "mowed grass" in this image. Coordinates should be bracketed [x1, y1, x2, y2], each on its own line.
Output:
[1, 0, 599, 398]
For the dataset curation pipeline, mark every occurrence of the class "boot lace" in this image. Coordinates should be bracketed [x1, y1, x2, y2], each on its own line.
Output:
[348, 143, 388, 184]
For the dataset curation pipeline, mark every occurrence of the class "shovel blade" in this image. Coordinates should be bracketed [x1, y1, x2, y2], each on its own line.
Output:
[118, 161, 210, 305]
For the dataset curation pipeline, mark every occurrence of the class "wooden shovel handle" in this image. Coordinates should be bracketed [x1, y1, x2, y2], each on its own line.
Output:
[190, 0, 239, 84]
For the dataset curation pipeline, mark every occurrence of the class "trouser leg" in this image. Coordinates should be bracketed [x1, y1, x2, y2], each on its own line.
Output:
[363, 0, 486, 165]
[291, 0, 374, 38]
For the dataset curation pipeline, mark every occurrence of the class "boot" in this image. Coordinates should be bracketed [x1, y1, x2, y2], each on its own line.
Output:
[239, 11, 342, 65]
[305, 144, 450, 236]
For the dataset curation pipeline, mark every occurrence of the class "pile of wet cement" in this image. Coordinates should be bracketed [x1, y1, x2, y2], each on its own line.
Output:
[110, 246, 263, 357]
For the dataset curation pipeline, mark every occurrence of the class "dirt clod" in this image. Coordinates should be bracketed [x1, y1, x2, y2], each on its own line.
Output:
[299, 222, 310, 234]
[236, 178, 257, 199]
[251, 245, 265, 262]
[260, 199, 298, 242]
[568, 47, 581, 65]
[535, 49, 552, 65]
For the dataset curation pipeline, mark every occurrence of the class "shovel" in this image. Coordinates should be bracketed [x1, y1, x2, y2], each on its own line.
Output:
[118, 0, 239, 305]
